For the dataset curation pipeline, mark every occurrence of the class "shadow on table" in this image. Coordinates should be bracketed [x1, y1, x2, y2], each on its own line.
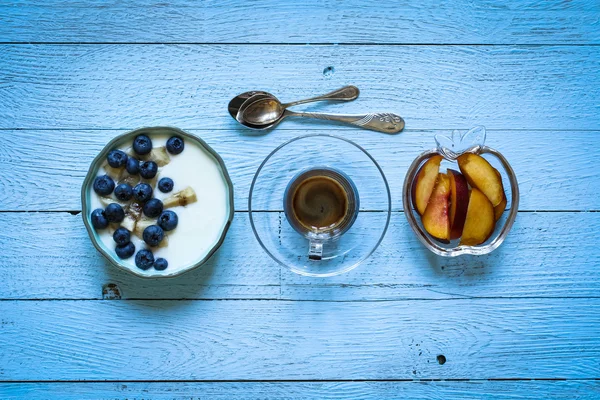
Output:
[401, 220, 506, 281]
[102, 249, 221, 306]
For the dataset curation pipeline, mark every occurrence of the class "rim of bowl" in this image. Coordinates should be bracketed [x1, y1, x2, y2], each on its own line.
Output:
[81, 126, 235, 278]
[248, 133, 392, 277]
[402, 146, 519, 257]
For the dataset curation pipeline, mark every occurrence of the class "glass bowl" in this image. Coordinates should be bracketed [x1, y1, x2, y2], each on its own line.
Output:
[81, 126, 235, 278]
[249, 134, 391, 277]
[402, 126, 519, 256]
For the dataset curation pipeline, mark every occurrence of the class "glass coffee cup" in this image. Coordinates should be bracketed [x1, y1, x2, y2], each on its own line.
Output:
[283, 167, 359, 260]
[248, 134, 391, 277]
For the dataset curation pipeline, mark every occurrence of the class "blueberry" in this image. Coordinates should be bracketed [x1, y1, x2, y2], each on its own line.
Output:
[166, 136, 184, 155]
[115, 242, 135, 259]
[139, 161, 158, 179]
[113, 227, 131, 246]
[107, 150, 128, 168]
[133, 134, 152, 155]
[135, 249, 155, 270]
[133, 183, 153, 202]
[93, 175, 115, 196]
[105, 203, 125, 223]
[114, 183, 133, 201]
[91, 208, 108, 229]
[143, 198, 164, 218]
[158, 177, 174, 193]
[157, 210, 178, 231]
[143, 225, 164, 247]
[126, 157, 140, 175]
[154, 258, 168, 271]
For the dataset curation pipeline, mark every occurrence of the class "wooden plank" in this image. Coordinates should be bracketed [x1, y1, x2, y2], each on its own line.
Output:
[1, 129, 599, 212]
[0, 212, 280, 300]
[1, 0, 598, 44]
[1, 381, 599, 400]
[0, 299, 598, 380]
[281, 211, 600, 300]
[1, 45, 598, 131]
[1, 211, 598, 300]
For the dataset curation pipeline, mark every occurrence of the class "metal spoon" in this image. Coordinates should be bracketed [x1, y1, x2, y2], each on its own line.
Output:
[229, 87, 404, 134]
[262, 109, 405, 134]
[236, 86, 360, 125]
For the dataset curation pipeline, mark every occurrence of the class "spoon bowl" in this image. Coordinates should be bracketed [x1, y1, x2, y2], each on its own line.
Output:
[228, 91, 274, 129]
[228, 90, 269, 119]
[239, 95, 284, 126]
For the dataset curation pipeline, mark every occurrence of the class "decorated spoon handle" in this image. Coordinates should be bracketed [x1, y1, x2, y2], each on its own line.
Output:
[286, 110, 405, 134]
[282, 86, 360, 108]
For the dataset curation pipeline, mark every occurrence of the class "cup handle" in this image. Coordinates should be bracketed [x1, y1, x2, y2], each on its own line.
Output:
[308, 240, 323, 261]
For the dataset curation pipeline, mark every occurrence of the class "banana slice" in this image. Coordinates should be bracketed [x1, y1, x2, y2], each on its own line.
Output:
[133, 219, 169, 248]
[127, 202, 143, 220]
[108, 222, 120, 235]
[163, 187, 197, 208]
[126, 146, 171, 167]
[121, 203, 140, 232]
[134, 218, 155, 239]
[101, 160, 125, 180]
[144, 147, 171, 167]
[121, 214, 137, 232]
[98, 196, 127, 208]
[119, 173, 141, 187]
[120, 146, 169, 189]
[157, 234, 169, 248]
[143, 175, 159, 189]
[98, 196, 111, 208]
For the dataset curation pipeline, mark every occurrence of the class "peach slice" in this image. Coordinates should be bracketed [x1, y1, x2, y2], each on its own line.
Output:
[448, 169, 470, 240]
[457, 153, 504, 207]
[412, 155, 443, 215]
[460, 188, 495, 246]
[422, 173, 451, 241]
[493, 168, 507, 221]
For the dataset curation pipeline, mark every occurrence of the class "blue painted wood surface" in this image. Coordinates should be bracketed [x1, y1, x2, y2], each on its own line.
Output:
[0, 1, 599, 399]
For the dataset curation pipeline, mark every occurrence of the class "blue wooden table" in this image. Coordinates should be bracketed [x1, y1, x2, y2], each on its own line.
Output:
[1, 1, 599, 398]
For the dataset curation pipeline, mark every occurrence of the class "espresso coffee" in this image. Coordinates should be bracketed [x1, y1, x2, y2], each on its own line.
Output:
[291, 175, 348, 231]
[284, 167, 359, 239]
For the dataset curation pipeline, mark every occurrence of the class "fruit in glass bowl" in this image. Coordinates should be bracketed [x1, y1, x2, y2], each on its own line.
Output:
[403, 126, 519, 257]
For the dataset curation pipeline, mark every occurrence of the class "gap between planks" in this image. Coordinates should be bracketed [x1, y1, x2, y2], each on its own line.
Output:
[1, 210, 598, 213]
[2, 128, 600, 131]
[1, 378, 599, 383]
[1, 296, 600, 302]
[2, 43, 600, 46]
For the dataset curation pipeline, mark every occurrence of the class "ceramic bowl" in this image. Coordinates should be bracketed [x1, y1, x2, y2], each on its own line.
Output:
[403, 126, 519, 256]
[81, 126, 234, 278]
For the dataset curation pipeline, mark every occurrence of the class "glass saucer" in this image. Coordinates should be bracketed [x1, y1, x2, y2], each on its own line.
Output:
[249, 134, 391, 277]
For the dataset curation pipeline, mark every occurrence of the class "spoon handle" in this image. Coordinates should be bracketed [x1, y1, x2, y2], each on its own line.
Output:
[286, 110, 405, 134]
[282, 86, 359, 108]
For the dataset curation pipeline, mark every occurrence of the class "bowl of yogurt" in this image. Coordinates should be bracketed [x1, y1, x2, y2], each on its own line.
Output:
[82, 127, 234, 278]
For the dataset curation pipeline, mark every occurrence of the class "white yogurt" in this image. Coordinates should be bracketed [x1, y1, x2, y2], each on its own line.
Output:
[90, 134, 231, 275]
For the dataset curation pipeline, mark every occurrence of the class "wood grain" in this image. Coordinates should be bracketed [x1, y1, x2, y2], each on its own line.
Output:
[1, 45, 598, 130]
[1, 211, 598, 300]
[0, 212, 280, 300]
[1, 0, 598, 44]
[2, 381, 599, 399]
[1, 129, 599, 212]
[0, 299, 598, 380]
[1, 1, 599, 392]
